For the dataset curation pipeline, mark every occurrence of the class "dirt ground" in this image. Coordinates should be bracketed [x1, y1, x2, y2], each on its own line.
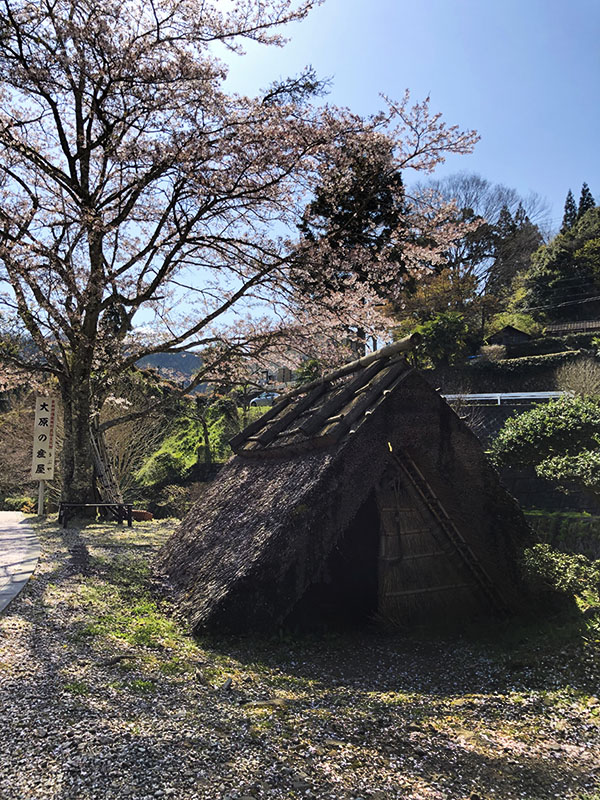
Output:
[0, 518, 598, 800]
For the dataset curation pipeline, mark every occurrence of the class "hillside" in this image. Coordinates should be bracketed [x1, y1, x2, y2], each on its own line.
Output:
[137, 352, 204, 388]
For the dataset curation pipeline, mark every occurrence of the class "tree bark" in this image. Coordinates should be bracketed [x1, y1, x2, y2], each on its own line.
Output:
[60, 376, 95, 503]
[200, 418, 212, 464]
[58, 225, 104, 504]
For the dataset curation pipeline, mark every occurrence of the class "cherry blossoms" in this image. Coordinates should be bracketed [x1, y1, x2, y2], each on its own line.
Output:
[0, 0, 478, 499]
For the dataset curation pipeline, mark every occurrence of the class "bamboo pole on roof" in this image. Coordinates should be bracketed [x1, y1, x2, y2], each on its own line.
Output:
[282, 333, 422, 402]
[230, 333, 421, 453]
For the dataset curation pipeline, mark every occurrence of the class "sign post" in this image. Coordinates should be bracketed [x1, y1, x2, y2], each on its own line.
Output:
[37, 480, 45, 517]
[31, 397, 58, 516]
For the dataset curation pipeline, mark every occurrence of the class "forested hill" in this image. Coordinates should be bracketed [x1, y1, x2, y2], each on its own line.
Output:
[137, 352, 203, 383]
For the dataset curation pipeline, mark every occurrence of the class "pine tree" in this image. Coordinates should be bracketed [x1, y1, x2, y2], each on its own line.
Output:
[561, 189, 578, 232]
[298, 136, 409, 298]
[524, 207, 600, 321]
[487, 204, 541, 295]
[577, 182, 596, 219]
[496, 205, 516, 239]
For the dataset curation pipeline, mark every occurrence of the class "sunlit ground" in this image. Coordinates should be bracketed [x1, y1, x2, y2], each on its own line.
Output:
[0, 518, 598, 800]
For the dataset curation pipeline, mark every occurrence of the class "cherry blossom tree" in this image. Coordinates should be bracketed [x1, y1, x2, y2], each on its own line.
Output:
[0, 0, 478, 501]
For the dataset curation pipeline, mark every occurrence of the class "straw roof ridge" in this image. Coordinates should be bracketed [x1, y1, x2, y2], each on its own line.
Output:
[231, 338, 420, 461]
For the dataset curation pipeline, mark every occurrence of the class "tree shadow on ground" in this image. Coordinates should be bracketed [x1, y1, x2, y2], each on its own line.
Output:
[0, 520, 598, 800]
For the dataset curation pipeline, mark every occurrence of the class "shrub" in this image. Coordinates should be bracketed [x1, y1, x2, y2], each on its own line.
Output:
[536, 450, 600, 494]
[556, 357, 600, 397]
[479, 344, 506, 362]
[469, 351, 581, 372]
[504, 333, 597, 355]
[522, 543, 600, 597]
[136, 399, 244, 484]
[487, 312, 542, 337]
[489, 396, 600, 469]
[415, 312, 469, 368]
[148, 484, 192, 519]
[3, 494, 36, 513]
[137, 451, 189, 486]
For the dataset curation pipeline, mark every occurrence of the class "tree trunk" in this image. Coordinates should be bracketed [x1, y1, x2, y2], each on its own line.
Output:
[201, 418, 212, 464]
[60, 377, 96, 503]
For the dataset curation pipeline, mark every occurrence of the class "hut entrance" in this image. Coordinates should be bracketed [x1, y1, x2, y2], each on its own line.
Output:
[287, 491, 380, 629]
[375, 468, 480, 625]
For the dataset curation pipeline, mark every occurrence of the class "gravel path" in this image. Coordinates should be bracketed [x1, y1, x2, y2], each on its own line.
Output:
[0, 518, 599, 800]
[0, 511, 40, 613]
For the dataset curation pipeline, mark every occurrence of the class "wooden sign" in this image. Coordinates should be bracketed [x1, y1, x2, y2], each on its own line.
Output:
[31, 397, 58, 480]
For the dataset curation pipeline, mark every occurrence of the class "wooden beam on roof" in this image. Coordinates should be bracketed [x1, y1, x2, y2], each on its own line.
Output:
[231, 334, 420, 453]
[254, 382, 328, 447]
[229, 393, 293, 452]
[299, 359, 385, 437]
[324, 359, 409, 440]
[346, 367, 415, 438]
[236, 431, 339, 459]
[279, 333, 421, 402]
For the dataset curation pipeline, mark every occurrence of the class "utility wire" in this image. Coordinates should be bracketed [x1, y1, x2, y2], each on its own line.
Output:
[518, 294, 600, 313]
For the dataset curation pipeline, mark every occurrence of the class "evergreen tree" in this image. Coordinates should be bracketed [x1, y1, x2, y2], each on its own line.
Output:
[496, 205, 516, 241]
[487, 204, 542, 295]
[297, 135, 409, 298]
[578, 182, 596, 220]
[523, 207, 600, 320]
[561, 189, 578, 232]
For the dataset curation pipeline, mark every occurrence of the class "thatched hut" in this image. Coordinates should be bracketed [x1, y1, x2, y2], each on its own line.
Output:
[157, 337, 530, 633]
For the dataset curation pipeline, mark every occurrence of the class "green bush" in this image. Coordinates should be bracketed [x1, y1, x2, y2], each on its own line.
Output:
[137, 451, 189, 486]
[205, 402, 238, 462]
[490, 396, 600, 469]
[136, 399, 246, 485]
[415, 312, 469, 368]
[469, 350, 581, 372]
[499, 334, 596, 357]
[2, 494, 36, 513]
[147, 484, 192, 519]
[536, 451, 600, 493]
[487, 311, 542, 337]
[522, 543, 600, 597]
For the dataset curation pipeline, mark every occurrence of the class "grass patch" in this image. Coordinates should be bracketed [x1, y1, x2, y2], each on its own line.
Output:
[35, 519, 201, 681]
[65, 534, 192, 652]
[158, 657, 194, 676]
[129, 678, 157, 695]
[5, 515, 600, 800]
[63, 680, 90, 696]
[74, 580, 187, 649]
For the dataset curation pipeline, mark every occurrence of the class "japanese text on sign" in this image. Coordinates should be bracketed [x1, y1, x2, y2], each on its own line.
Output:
[31, 397, 57, 480]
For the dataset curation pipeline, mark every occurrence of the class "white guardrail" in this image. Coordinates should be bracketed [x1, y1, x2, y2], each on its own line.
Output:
[441, 391, 574, 406]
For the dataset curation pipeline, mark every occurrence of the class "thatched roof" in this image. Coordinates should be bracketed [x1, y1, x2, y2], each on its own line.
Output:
[229, 336, 419, 459]
[157, 337, 529, 633]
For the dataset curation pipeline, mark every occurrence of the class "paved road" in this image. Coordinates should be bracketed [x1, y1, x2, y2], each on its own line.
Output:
[0, 511, 40, 613]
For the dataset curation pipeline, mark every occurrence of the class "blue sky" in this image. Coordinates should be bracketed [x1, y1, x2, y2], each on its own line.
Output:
[225, 0, 600, 232]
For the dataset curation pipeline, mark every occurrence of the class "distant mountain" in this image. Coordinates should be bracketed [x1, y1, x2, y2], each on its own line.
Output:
[0, 334, 207, 391]
[137, 351, 204, 386]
